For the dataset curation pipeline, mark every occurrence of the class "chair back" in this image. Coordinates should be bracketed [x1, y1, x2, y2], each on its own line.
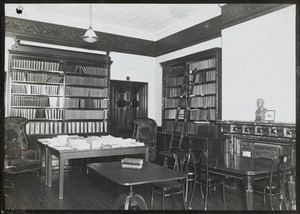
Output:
[5, 117, 29, 159]
[196, 150, 209, 182]
[270, 155, 288, 191]
[132, 118, 157, 147]
[172, 149, 196, 176]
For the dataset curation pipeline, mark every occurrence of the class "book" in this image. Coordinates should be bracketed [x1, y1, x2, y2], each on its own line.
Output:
[121, 163, 142, 169]
[121, 158, 143, 165]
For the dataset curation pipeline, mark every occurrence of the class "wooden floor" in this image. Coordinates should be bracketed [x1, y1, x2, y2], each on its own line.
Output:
[4, 165, 284, 212]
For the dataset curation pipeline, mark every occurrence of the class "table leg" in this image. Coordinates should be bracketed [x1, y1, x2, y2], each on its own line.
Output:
[245, 176, 253, 210]
[287, 173, 296, 210]
[58, 156, 65, 199]
[47, 151, 52, 187]
[113, 194, 127, 209]
[45, 146, 49, 186]
[145, 146, 149, 162]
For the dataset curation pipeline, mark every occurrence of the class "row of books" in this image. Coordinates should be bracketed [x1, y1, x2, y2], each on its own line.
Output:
[163, 120, 184, 133]
[26, 121, 64, 135]
[164, 109, 185, 119]
[64, 109, 107, 120]
[164, 87, 182, 98]
[11, 96, 51, 107]
[163, 120, 211, 134]
[65, 98, 108, 108]
[65, 86, 108, 97]
[10, 108, 64, 120]
[11, 108, 37, 119]
[164, 65, 185, 77]
[64, 121, 108, 134]
[190, 96, 216, 108]
[189, 58, 216, 71]
[11, 84, 61, 96]
[12, 58, 60, 71]
[45, 109, 64, 119]
[25, 120, 108, 135]
[165, 76, 184, 87]
[72, 65, 108, 76]
[194, 70, 216, 82]
[164, 98, 186, 109]
[11, 71, 63, 83]
[65, 75, 108, 87]
[189, 109, 216, 121]
[192, 83, 216, 95]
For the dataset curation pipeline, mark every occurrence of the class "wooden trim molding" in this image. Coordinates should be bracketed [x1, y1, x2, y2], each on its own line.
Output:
[221, 3, 293, 29]
[155, 16, 221, 56]
[5, 16, 156, 57]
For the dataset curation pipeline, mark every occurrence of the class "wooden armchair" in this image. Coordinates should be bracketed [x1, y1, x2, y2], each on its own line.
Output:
[132, 118, 157, 162]
[4, 117, 42, 175]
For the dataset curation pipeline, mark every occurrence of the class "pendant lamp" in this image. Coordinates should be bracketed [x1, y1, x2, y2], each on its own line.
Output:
[83, 4, 98, 43]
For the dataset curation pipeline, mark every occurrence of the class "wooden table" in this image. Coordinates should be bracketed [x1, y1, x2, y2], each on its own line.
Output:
[87, 162, 187, 210]
[37, 140, 149, 199]
[193, 152, 284, 210]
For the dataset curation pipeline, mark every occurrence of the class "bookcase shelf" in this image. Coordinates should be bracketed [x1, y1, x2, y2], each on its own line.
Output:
[7, 44, 112, 136]
[161, 48, 221, 137]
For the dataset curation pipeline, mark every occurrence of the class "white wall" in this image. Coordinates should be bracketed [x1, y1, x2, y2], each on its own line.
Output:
[222, 5, 296, 123]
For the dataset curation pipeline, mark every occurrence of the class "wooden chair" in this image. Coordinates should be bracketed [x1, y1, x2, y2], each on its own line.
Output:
[190, 150, 226, 210]
[132, 118, 157, 162]
[253, 155, 288, 210]
[4, 117, 42, 177]
[150, 149, 196, 210]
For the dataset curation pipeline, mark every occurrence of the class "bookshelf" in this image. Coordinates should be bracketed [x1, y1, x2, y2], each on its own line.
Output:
[161, 48, 221, 138]
[7, 43, 112, 137]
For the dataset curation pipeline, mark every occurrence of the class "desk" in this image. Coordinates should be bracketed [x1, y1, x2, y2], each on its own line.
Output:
[87, 162, 186, 210]
[37, 140, 149, 199]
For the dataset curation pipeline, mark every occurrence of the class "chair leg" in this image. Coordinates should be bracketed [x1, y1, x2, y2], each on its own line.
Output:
[200, 183, 204, 198]
[222, 180, 226, 209]
[204, 184, 208, 210]
[269, 189, 273, 210]
[263, 189, 266, 209]
[172, 190, 176, 209]
[182, 188, 187, 210]
[162, 190, 165, 210]
[150, 187, 154, 209]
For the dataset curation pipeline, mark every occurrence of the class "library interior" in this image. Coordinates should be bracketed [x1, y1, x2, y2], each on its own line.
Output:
[2, 3, 298, 212]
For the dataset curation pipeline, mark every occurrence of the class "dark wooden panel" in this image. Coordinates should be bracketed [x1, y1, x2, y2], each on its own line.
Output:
[221, 3, 293, 29]
[5, 17, 156, 57]
[155, 16, 221, 56]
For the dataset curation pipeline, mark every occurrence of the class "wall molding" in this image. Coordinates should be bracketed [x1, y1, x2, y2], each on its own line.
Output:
[221, 4, 292, 29]
[5, 16, 156, 57]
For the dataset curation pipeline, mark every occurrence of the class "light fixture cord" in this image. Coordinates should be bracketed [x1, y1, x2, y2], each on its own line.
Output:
[90, 4, 92, 27]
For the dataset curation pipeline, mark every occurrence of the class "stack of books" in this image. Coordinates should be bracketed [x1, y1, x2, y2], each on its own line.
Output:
[121, 158, 143, 169]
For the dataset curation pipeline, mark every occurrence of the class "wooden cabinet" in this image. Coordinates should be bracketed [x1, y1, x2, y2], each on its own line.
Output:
[6, 43, 112, 137]
[161, 48, 221, 138]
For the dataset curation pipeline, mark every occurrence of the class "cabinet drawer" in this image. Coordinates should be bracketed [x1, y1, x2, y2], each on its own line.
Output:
[253, 143, 281, 159]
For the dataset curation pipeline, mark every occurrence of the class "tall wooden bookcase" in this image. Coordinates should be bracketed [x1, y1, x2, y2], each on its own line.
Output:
[161, 48, 221, 138]
[6, 43, 112, 138]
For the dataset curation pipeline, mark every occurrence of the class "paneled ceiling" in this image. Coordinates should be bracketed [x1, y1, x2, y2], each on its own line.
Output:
[5, 3, 222, 41]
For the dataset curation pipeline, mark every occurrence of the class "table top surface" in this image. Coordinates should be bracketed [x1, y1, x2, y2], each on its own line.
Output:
[206, 153, 274, 176]
[87, 162, 186, 186]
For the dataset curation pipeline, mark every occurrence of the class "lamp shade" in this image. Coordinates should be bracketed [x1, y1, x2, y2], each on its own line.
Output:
[83, 27, 98, 43]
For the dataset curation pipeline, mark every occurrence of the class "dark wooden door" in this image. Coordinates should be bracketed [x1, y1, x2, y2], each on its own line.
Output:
[110, 80, 148, 138]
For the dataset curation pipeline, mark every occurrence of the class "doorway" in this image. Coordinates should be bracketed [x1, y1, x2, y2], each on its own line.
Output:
[110, 80, 148, 138]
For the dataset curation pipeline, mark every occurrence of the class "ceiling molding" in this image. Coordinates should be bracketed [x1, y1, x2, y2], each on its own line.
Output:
[155, 16, 221, 56]
[221, 3, 293, 29]
[5, 16, 156, 57]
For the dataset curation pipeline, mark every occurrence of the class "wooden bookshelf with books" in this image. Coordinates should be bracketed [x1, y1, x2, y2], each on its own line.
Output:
[161, 48, 221, 139]
[6, 43, 112, 137]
